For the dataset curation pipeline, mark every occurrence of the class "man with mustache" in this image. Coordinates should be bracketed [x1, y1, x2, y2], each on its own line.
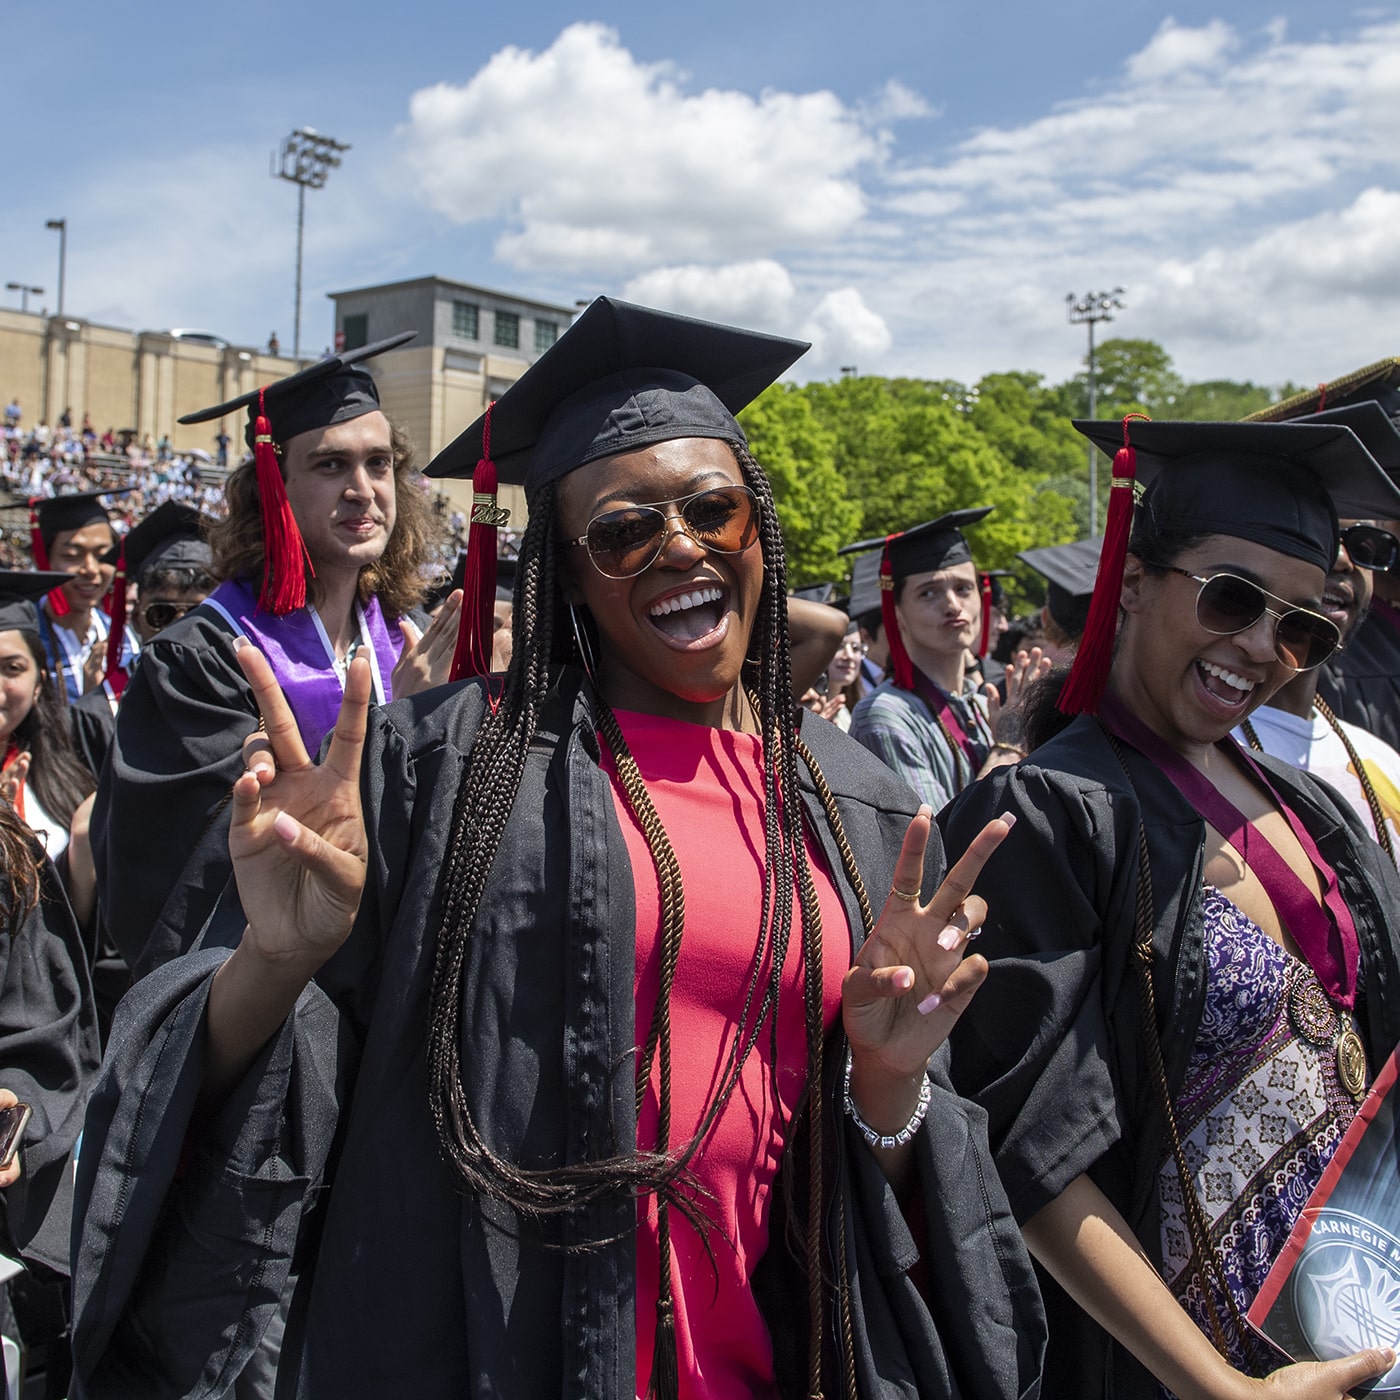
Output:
[93, 335, 459, 976]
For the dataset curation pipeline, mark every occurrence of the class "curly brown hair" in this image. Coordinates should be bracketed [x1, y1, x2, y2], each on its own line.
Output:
[208, 420, 444, 618]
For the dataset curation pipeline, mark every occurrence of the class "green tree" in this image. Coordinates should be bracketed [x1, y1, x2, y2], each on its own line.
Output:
[739, 384, 859, 586]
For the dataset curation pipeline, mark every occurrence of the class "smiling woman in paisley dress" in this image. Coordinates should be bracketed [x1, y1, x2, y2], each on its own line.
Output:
[942, 418, 1400, 1400]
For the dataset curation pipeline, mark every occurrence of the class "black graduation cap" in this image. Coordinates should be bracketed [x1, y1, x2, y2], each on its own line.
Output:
[846, 550, 884, 620]
[33, 489, 130, 548]
[1060, 417, 1400, 715]
[1018, 537, 1102, 638]
[1294, 403, 1400, 489]
[0, 571, 74, 635]
[836, 507, 994, 689]
[1244, 358, 1400, 425]
[1073, 418, 1400, 572]
[103, 502, 211, 587]
[838, 507, 994, 578]
[425, 297, 808, 491]
[178, 332, 415, 449]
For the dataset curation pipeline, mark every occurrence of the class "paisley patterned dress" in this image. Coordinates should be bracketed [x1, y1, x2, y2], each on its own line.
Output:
[1158, 886, 1366, 1379]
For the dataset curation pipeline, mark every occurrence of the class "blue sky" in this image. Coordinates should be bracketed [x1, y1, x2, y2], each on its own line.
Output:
[7, 2, 1400, 388]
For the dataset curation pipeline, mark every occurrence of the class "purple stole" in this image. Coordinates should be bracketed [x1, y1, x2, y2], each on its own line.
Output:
[1099, 691, 1360, 1011]
[205, 577, 404, 756]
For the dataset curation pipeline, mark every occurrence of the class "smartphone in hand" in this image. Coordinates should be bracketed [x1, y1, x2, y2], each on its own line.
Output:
[0, 1104, 31, 1170]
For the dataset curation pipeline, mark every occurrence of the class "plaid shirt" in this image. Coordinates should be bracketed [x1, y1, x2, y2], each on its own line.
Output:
[849, 674, 992, 814]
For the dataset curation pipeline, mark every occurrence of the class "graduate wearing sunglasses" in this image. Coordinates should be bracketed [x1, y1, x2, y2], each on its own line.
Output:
[940, 418, 1400, 1399]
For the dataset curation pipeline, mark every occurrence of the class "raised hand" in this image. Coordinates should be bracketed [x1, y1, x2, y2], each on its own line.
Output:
[229, 640, 371, 973]
[982, 645, 1051, 735]
[0, 750, 29, 810]
[842, 808, 1012, 1132]
[393, 591, 463, 698]
[81, 639, 106, 694]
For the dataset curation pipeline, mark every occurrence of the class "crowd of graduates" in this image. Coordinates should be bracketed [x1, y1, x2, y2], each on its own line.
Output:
[0, 304, 1397, 1398]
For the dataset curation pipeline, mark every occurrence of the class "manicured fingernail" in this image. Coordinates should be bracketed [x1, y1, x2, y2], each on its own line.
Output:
[917, 804, 933, 820]
[998, 812, 1017, 830]
[273, 812, 298, 842]
[938, 925, 962, 951]
[917, 991, 941, 1015]
[893, 967, 914, 992]
[232, 634, 248, 651]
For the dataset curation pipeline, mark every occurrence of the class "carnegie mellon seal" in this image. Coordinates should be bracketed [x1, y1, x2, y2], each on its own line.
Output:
[1290, 1210, 1400, 1392]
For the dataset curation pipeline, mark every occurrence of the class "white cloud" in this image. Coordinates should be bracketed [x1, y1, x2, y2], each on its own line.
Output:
[401, 22, 901, 273]
[800, 289, 893, 372]
[622, 260, 798, 330]
[1125, 17, 1235, 80]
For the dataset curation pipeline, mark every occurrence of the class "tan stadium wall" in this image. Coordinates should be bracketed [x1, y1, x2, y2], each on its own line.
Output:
[0, 310, 533, 525]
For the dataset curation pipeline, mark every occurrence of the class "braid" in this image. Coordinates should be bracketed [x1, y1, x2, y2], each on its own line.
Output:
[422, 445, 854, 1395]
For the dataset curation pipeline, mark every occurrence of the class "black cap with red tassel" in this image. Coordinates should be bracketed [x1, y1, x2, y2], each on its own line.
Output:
[448, 403, 511, 684]
[28, 498, 69, 618]
[1056, 415, 1147, 716]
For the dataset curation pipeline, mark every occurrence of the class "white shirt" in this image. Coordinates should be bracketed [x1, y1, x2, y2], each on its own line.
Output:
[1233, 704, 1400, 846]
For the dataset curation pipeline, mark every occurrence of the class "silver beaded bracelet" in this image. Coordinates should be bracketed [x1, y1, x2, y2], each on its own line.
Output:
[842, 1048, 933, 1151]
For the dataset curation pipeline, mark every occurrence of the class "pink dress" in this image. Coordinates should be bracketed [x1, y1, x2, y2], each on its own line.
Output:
[603, 710, 849, 1398]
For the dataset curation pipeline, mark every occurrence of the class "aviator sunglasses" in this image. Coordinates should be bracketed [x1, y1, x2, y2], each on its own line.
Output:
[1340, 524, 1400, 573]
[141, 600, 198, 630]
[562, 485, 761, 579]
[1163, 566, 1341, 671]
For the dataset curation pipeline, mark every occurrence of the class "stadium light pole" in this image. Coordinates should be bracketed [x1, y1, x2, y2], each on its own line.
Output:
[272, 128, 350, 364]
[5, 283, 43, 313]
[1066, 288, 1125, 536]
[45, 220, 66, 315]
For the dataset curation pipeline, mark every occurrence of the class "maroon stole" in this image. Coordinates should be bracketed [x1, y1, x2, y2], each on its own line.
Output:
[909, 668, 986, 770]
[1099, 692, 1360, 1011]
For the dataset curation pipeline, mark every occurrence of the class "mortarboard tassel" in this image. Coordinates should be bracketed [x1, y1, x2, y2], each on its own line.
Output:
[1316, 381, 1328, 413]
[1058, 414, 1149, 716]
[448, 403, 510, 684]
[29, 499, 69, 618]
[977, 571, 994, 659]
[253, 388, 313, 615]
[102, 540, 128, 699]
[880, 542, 916, 691]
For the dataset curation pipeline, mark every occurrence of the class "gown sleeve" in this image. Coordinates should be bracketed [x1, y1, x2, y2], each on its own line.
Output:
[938, 755, 1133, 1223]
[0, 853, 100, 1277]
[91, 620, 258, 973]
[70, 702, 423, 1399]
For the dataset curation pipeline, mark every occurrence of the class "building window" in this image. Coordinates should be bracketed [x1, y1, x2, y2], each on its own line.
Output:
[494, 310, 520, 350]
[534, 320, 558, 353]
[452, 301, 479, 340]
[342, 313, 368, 352]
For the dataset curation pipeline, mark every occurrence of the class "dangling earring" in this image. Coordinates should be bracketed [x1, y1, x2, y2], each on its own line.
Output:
[569, 603, 599, 684]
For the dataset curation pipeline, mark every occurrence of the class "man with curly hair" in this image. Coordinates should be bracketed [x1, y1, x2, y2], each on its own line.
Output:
[92, 335, 460, 977]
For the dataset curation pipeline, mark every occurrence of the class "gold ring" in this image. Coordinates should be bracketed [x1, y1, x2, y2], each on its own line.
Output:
[889, 886, 920, 903]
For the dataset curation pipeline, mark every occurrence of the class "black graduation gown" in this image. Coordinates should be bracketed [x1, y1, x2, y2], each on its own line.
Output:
[71, 675, 1044, 1400]
[67, 688, 117, 786]
[938, 714, 1400, 1400]
[0, 841, 101, 1278]
[91, 607, 256, 976]
[1318, 602, 1400, 752]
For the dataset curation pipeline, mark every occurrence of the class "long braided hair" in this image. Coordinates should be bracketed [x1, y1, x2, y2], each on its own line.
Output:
[424, 441, 852, 1396]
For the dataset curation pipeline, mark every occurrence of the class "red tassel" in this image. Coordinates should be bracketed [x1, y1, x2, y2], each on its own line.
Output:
[448, 403, 509, 684]
[1058, 414, 1149, 716]
[103, 540, 128, 699]
[1316, 381, 1328, 413]
[29, 499, 69, 618]
[253, 388, 312, 615]
[977, 571, 993, 659]
[880, 543, 916, 691]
